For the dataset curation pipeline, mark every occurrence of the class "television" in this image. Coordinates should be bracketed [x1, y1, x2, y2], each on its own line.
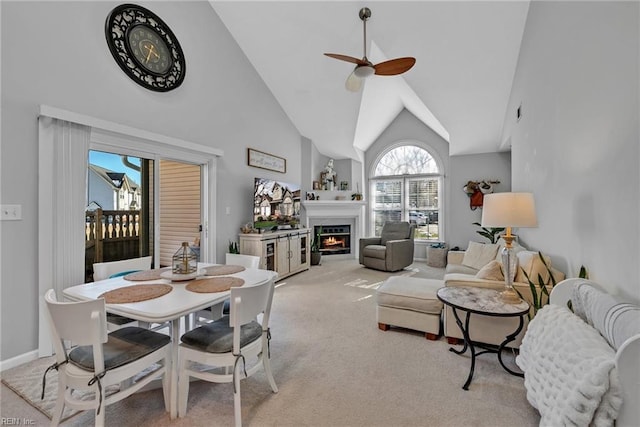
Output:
[253, 178, 301, 230]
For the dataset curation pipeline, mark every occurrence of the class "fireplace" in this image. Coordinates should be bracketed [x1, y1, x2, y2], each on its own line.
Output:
[315, 225, 351, 255]
[302, 199, 366, 259]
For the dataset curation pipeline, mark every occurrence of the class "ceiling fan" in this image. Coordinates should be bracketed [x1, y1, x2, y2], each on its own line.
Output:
[325, 7, 416, 92]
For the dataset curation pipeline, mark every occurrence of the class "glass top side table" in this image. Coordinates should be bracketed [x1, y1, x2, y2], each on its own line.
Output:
[436, 286, 530, 390]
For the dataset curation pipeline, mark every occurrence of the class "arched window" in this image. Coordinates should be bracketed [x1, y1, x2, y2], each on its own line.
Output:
[370, 145, 442, 240]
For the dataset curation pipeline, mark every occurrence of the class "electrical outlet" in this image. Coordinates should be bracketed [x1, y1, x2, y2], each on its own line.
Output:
[1, 204, 22, 220]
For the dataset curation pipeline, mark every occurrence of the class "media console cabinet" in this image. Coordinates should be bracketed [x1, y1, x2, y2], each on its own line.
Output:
[239, 229, 311, 280]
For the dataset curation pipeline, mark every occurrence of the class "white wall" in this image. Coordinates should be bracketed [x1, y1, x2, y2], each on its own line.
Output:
[502, 1, 639, 302]
[0, 1, 301, 361]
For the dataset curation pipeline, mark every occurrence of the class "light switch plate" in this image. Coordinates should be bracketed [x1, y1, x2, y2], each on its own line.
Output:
[1, 204, 22, 220]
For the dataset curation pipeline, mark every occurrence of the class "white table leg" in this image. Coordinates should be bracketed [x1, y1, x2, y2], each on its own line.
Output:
[169, 317, 180, 418]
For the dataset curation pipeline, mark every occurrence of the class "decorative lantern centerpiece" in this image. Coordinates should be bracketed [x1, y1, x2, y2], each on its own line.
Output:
[172, 242, 197, 275]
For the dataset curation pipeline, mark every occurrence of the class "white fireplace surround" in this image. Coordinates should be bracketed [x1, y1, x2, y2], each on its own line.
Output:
[302, 200, 366, 259]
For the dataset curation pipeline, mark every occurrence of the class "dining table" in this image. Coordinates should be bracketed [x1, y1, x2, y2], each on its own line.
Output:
[62, 263, 278, 419]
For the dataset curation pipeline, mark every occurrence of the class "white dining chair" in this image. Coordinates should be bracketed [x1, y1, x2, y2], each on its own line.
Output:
[93, 256, 154, 331]
[44, 289, 171, 427]
[178, 279, 278, 427]
[93, 256, 153, 281]
[194, 253, 262, 326]
[224, 253, 260, 268]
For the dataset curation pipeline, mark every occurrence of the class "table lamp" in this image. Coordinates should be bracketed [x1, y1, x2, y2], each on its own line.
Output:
[481, 192, 538, 304]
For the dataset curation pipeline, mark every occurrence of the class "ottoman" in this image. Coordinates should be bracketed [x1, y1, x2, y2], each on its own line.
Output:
[376, 276, 444, 340]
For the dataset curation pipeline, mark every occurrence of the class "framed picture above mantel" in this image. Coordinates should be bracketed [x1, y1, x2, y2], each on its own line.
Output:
[247, 148, 286, 173]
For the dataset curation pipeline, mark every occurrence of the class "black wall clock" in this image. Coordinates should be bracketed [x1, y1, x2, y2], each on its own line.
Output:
[105, 4, 185, 92]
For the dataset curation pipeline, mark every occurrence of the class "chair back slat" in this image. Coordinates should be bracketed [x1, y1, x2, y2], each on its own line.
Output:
[93, 256, 152, 281]
[230, 280, 274, 328]
[225, 253, 260, 268]
[44, 289, 108, 347]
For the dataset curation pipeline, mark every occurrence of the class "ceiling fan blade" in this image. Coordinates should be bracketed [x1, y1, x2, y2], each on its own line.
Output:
[345, 71, 363, 92]
[325, 53, 368, 66]
[373, 57, 416, 76]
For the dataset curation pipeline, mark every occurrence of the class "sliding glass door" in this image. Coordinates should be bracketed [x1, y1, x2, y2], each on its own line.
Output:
[86, 151, 204, 280]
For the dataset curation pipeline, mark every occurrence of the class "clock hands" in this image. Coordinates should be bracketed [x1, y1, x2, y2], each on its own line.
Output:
[143, 43, 160, 63]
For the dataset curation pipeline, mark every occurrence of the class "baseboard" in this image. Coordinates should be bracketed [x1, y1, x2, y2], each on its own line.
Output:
[0, 350, 39, 373]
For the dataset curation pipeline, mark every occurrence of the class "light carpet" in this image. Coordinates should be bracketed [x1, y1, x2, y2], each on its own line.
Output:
[1, 259, 540, 426]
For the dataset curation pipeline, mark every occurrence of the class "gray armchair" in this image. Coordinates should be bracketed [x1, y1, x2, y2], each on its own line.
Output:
[359, 221, 416, 272]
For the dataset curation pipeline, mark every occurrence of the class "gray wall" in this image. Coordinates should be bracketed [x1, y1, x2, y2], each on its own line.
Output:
[0, 1, 301, 361]
[502, 1, 639, 302]
[364, 109, 511, 255]
[365, 108, 450, 253]
[448, 153, 511, 249]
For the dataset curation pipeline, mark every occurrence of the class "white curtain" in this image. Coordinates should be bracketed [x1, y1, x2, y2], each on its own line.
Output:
[38, 116, 89, 356]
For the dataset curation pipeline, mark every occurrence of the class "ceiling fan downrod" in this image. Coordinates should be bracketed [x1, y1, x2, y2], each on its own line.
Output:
[359, 7, 371, 62]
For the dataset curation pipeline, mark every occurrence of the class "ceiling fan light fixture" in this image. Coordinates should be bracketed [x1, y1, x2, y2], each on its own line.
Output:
[353, 65, 375, 78]
[345, 72, 362, 92]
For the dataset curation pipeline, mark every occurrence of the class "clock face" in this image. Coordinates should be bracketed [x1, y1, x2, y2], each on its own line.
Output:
[127, 24, 172, 75]
[105, 4, 185, 92]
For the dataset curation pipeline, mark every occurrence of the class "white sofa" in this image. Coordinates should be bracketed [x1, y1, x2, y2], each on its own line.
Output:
[516, 279, 640, 426]
[443, 241, 565, 347]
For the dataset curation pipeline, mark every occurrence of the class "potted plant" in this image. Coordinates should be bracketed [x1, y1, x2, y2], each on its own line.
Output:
[472, 222, 505, 244]
[310, 227, 322, 265]
[228, 240, 239, 254]
[351, 184, 363, 201]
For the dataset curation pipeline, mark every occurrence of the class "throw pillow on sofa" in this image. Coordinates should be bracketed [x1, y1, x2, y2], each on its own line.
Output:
[475, 260, 504, 281]
[515, 251, 552, 284]
[462, 241, 499, 270]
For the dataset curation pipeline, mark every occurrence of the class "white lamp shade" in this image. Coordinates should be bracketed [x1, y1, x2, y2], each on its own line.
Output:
[481, 192, 538, 228]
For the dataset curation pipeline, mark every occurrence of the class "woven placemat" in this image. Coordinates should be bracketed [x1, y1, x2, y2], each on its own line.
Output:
[186, 277, 245, 293]
[99, 284, 173, 303]
[201, 265, 245, 276]
[123, 268, 171, 281]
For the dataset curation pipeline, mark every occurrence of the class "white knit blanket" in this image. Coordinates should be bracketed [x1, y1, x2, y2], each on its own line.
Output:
[516, 304, 622, 426]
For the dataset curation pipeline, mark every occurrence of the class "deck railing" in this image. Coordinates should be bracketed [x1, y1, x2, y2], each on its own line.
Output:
[85, 209, 142, 280]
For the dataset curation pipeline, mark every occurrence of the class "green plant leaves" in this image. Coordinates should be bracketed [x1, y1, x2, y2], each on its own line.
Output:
[472, 222, 505, 244]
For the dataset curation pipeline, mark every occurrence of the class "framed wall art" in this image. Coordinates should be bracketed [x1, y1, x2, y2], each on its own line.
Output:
[247, 148, 286, 173]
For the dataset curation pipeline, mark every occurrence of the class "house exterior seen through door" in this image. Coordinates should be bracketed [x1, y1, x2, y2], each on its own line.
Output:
[86, 151, 202, 280]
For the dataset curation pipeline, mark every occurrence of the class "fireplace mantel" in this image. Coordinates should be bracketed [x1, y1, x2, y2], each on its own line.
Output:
[302, 200, 366, 259]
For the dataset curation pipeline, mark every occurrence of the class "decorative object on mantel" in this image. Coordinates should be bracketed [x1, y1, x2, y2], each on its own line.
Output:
[463, 180, 500, 210]
[321, 159, 337, 190]
[351, 183, 363, 201]
[340, 181, 349, 191]
[247, 148, 286, 173]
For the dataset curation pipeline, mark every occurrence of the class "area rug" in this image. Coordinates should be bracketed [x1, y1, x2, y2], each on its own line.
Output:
[1, 355, 79, 421]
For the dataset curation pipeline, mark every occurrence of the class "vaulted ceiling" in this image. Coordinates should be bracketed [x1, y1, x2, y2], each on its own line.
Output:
[210, 1, 530, 161]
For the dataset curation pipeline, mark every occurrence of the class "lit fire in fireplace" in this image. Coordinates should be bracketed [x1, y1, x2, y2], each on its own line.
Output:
[322, 236, 346, 248]
[315, 224, 351, 255]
